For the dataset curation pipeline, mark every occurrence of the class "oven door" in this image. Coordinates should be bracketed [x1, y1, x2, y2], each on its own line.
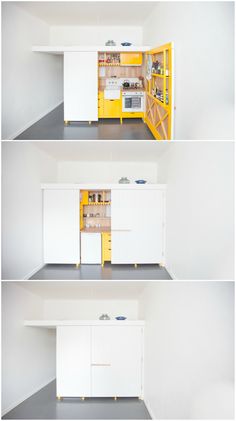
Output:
[122, 95, 144, 112]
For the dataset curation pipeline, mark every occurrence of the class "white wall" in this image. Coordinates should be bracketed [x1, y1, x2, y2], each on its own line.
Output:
[143, 2, 234, 140]
[139, 282, 234, 419]
[2, 143, 57, 280]
[2, 3, 63, 140]
[2, 282, 56, 416]
[57, 161, 158, 183]
[43, 299, 138, 320]
[50, 25, 143, 46]
[158, 142, 234, 280]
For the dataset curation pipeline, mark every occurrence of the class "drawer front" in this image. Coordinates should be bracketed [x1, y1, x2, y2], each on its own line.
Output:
[120, 53, 142, 66]
[103, 99, 121, 118]
[103, 249, 111, 260]
[122, 112, 144, 118]
[102, 233, 111, 261]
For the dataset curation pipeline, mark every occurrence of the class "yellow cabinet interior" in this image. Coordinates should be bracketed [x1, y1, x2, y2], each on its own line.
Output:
[120, 53, 143, 66]
[102, 232, 111, 266]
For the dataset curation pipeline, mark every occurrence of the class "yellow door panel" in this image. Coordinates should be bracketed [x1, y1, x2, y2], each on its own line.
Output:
[120, 53, 142, 66]
[103, 99, 121, 118]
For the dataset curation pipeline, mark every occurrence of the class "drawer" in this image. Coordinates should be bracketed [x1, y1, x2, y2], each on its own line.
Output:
[103, 249, 111, 260]
[103, 99, 121, 118]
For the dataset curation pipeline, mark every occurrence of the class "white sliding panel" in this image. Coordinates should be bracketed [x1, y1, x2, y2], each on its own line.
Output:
[91, 326, 142, 397]
[43, 189, 80, 263]
[57, 326, 91, 397]
[81, 233, 102, 264]
[64, 52, 98, 121]
[111, 189, 164, 264]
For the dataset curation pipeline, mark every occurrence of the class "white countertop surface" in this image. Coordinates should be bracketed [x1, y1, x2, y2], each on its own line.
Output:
[41, 183, 166, 190]
[24, 320, 145, 328]
[32, 45, 151, 54]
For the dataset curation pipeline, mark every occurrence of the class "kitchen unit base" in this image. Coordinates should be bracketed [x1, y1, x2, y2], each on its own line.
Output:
[29, 263, 172, 280]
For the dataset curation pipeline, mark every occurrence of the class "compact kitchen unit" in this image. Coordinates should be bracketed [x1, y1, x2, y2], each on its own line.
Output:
[33, 44, 173, 140]
[24, 320, 144, 399]
[42, 183, 166, 267]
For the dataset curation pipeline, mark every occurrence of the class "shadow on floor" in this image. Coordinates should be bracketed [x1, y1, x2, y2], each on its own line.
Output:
[2, 381, 151, 420]
[29, 263, 172, 280]
[15, 104, 155, 140]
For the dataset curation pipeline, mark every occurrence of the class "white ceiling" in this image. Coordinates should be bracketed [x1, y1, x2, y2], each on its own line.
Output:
[15, 281, 148, 300]
[15, 2, 156, 26]
[35, 141, 169, 162]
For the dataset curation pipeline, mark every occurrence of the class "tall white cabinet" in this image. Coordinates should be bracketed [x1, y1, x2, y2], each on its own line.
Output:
[55, 322, 144, 398]
[64, 52, 98, 122]
[43, 189, 80, 264]
[111, 189, 164, 264]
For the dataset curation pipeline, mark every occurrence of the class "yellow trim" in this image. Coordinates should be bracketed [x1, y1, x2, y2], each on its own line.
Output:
[102, 232, 112, 266]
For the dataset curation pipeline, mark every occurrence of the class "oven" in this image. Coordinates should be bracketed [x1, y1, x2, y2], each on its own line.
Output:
[122, 91, 144, 112]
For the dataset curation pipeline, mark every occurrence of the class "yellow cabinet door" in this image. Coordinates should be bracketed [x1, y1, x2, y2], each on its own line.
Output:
[103, 99, 121, 118]
[120, 53, 142, 66]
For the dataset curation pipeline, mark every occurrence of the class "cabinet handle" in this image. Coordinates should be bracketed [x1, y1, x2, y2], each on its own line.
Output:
[91, 363, 111, 366]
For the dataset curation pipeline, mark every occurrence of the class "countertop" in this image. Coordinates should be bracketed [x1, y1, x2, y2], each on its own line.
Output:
[81, 228, 111, 233]
[24, 320, 145, 328]
[99, 88, 145, 92]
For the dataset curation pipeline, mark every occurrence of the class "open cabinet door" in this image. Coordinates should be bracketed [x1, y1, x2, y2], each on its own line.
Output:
[145, 42, 174, 140]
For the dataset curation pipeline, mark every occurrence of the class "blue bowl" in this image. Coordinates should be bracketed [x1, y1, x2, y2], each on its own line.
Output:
[135, 179, 147, 184]
[121, 42, 132, 46]
[115, 316, 127, 320]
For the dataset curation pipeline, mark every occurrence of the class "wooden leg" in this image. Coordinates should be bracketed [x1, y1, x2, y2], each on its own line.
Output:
[76, 263, 80, 268]
[114, 397, 117, 401]
[134, 264, 138, 268]
[120, 117, 123, 125]
[81, 397, 85, 401]
[159, 262, 165, 267]
[89, 121, 92, 125]
[57, 396, 62, 400]
[64, 120, 69, 125]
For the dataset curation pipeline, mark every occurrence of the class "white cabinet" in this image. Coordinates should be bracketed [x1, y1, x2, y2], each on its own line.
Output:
[64, 52, 98, 121]
[56, 323, 143, 398]
[111, 189, 164, 264]
[43, 189, 80, 264]
[91, 326, 142, 397]
[57, 326, 91, 397]
[81, 233, 102, 264]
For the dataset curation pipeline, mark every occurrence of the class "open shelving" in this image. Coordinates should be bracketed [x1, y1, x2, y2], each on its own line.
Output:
[145, 42, 173, 140]
[80, 190, 111, 231]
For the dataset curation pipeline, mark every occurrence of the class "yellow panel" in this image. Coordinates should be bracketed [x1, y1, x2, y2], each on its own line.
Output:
[120, 53, 142, 66]
[122, 112, 144, 118]
[102, 232, 112, 264]
[103, 99, 121, 118]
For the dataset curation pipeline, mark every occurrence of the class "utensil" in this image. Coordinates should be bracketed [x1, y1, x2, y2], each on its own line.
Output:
[135, 180, 147, 184]
[119, 177, 130, 184]
[99, 314, 110, 320]
[123, 80, 130, 88]
[105, 40, 116, 46]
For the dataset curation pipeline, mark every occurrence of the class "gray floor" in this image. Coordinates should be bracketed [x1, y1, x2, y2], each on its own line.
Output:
[3, 381, 151, 420]
[30, 263, 171, 280]
[15, 104, 154, 140]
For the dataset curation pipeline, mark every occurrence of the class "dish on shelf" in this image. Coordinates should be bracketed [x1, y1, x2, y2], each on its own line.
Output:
[121, 42, 132, 46]
[115, 316, 127, 320]
[135, 179, 147, 184]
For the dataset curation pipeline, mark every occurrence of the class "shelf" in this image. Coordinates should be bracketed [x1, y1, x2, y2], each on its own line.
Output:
[152, 73, 169, 78]
[99, 63, 120, 66]
[83, 217, 111, 219]
[86, 202, 111, 205]
[147, 92, 169, 111]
